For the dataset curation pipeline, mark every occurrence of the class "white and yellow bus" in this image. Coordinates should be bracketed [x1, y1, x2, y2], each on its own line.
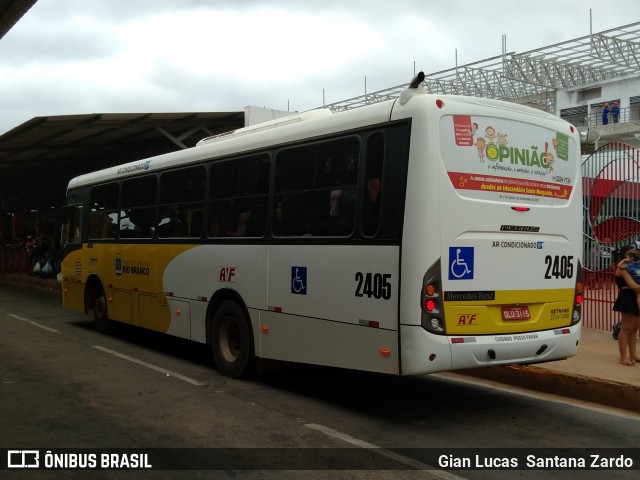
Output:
[61, 80, 583, 378]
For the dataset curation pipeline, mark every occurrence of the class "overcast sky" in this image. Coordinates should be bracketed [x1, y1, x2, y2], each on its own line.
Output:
[0, 0, 638, 134]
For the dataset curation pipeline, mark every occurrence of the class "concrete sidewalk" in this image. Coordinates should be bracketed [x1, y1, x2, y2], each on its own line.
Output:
[2, 273, 639, 412]
[460, 327, 640, 413]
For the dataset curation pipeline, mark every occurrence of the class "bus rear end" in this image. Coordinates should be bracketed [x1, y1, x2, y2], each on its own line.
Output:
[399, 95, 582, 375]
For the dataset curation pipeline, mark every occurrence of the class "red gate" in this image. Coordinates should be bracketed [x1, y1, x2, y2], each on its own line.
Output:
[582, 143, 640, 331]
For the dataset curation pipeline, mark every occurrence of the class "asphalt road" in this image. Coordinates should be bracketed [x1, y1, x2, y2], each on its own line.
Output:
[1, 281, 639, 480]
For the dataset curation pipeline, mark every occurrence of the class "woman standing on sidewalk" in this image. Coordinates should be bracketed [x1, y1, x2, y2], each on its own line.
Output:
[613, 245, 640, 365]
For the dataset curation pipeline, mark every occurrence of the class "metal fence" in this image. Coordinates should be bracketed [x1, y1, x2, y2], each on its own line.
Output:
[582, 143, 640, 331]
[0, 246, 29, 274]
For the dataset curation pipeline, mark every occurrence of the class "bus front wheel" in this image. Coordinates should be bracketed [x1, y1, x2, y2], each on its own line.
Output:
[211, 301, 255, 378]
[93, 292, 117, 335]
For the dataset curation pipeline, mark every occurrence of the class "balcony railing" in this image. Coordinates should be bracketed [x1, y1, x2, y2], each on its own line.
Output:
[562, 106, 640, 127]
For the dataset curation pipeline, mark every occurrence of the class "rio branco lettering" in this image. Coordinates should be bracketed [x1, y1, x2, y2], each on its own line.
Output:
[120, 259, 151, 276]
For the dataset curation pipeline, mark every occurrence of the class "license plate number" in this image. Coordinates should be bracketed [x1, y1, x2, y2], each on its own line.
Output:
[502, 305, 530, 321]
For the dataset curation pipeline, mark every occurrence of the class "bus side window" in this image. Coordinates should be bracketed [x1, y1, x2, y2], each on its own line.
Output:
[323, 146, 358, 236]
[274, 147, 315, 236]
[89, 212, 117, 239]
[362, 133, 385, 237]
[159, 166, 205, 239]
[158, 205, 189, 238]
[89, 183, 119, 240]
[274, 138, 358, 237]
[122, 175, 157, 239]
[234, 157, 269, 237]
[119, 209, 153, 238]
[209, 156, 269, 238]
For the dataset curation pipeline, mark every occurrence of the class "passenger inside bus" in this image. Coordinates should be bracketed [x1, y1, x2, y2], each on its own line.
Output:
[158, 205, 187, 237]
[362, 177, 382, 236]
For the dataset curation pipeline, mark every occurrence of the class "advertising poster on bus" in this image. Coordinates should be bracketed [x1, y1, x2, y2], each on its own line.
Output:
[440, 115, 577, 205]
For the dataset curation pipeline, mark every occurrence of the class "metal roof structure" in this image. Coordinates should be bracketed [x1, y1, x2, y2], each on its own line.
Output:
[0, 0, 36, 40]
[0, 112, 244, 211]
[324, 21, 640, 113]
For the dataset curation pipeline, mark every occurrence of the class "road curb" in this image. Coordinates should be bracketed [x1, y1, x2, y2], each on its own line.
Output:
[458, 365, 640, 413]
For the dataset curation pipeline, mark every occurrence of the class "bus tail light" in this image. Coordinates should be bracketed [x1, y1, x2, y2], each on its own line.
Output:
[421, 259, 445, 334]
[571, 261, 583, 325]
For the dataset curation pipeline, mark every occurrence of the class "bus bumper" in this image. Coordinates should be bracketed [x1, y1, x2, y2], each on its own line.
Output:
[400, 324, 581, 375]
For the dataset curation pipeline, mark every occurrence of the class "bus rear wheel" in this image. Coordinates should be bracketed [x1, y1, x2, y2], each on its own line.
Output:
[211, 301, 255, 378]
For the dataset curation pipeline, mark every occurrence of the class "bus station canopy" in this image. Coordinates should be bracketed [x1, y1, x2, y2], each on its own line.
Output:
[0, 112, 244, 212]
[0, 0, 37, 40]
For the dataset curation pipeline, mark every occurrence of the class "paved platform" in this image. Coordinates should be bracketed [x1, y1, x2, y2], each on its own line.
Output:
[460, 327, 640, 413]
[2, 273, 639, 412]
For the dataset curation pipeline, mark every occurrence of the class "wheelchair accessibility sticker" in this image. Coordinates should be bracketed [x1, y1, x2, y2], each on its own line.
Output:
[291, 266, 307, 295]
[449, 247, 474, 280]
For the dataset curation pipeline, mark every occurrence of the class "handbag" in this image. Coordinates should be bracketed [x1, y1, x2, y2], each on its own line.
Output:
[612, 321, 621, 340]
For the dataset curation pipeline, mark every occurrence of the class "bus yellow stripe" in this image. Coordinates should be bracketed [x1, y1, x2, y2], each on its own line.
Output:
[444, 288, 575, 335]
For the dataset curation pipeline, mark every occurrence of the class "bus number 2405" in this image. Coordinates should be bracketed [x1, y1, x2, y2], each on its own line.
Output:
[355, 272, 392, 300]
[544, 255, 574, 279]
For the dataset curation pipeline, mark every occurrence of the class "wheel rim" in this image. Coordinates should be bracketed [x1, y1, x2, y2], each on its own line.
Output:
[218, 315, 242, 363]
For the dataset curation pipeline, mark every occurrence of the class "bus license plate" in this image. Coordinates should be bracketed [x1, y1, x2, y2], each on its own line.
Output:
[502, 306, 530, 321]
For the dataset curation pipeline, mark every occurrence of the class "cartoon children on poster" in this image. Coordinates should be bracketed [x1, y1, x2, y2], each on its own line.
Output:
[468, 122, 559, 176]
